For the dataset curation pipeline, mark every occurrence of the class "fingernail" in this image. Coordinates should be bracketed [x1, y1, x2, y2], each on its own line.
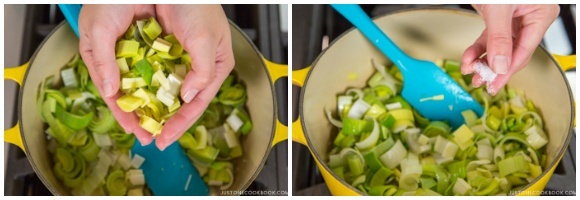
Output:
[103, 79, 115, 97]
[183, 89, 199, 103]
[493, 55, 508, 74]
[486, 84, 498, 96]
[156, 140, 168, 151]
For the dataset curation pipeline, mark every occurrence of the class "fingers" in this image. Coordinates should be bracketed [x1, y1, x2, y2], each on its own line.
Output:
[179, 37, 217, 103]
[461, 30, 488, 75]
[81, 48, 153, 145]
[89, 25, 122, 98]
[486, 72, 513, 96]
[478, 5, 516, 75]
[155, 70, 230, 150]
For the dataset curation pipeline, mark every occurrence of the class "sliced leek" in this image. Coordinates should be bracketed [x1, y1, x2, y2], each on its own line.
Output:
[325, 58, 548, 196]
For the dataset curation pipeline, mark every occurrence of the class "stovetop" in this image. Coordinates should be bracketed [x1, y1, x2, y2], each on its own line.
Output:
[3, 4, 288, 196]
[292, 4, 576, 196]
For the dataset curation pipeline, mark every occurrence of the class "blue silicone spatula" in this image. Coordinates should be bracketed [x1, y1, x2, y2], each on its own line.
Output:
[58, 4, 208, 195]
[331, 4, 484, 128]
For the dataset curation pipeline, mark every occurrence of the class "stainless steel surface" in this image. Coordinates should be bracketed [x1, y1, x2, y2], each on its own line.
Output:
[4, 4, 26, 178]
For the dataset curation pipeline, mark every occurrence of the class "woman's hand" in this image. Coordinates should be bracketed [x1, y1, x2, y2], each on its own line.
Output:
[79, 5, 156, 145]
[154, 5, 235, 150]
[461, 4, 559, 95]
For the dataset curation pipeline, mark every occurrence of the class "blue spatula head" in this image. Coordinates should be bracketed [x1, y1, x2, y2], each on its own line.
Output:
[132, 139, 208, 196]
[398, 59, 484, 128]
[331, 4, 484, 129]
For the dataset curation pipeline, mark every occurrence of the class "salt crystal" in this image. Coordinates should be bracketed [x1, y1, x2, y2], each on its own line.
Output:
[473, 61, 497, 84]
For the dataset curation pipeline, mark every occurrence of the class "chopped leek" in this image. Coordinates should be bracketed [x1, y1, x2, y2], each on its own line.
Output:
[324, 58, 548, 196]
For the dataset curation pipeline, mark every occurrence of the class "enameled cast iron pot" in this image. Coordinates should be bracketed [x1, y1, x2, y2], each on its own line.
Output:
[4, 21, 288, 195]
[292, 8, 575, 196]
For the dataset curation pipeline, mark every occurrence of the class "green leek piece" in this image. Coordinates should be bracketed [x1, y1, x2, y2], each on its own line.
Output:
[498, 155, 529, 177]
[134, 59, 154, 86]
[234, 108, 253, 135]
[55, 104, 94, 130]
[78, 135, 100, 162]
[77, 62, 89, 89]
[106, 170, 127, 196]
[110, 132, 135, 149]
[151, 38, 172, 53]
[53, 148, 86, 188]
[89, 107, 117, 134]
[124, 24, 136, 40]
[446, 160, 467, 179]
[347, 154, 364, 176]
[218, 84, 247, 106]
[117, 95, 144, 112]
[364, 151, 384, 172]
[370, 167, 393, 187]
[187, 146, 220, 166]
[116, 40, 140, 58]
[461, 110, 478, 126]
[143, 17, 162, 39]
[452, 125, 475, 150]
[342, 118, 373, 135]
[219, 75, 235, 92]
[139, 115, 162, 136]
[423, 121, 450, 137]
[117, 57, 130, 74]
[68, 129, 88, 146]
[421, 176, 437, 190]
[163, 34, 179, 44]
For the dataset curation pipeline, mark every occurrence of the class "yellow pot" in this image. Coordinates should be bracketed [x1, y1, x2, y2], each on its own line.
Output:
[4, 21, 288, 195]
[292, 8, 575, 196]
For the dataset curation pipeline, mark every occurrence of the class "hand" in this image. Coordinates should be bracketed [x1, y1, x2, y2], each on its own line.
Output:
[79, 5, 156, 145]
[461, 4, 559, 95]
[154, 5, 235, 150]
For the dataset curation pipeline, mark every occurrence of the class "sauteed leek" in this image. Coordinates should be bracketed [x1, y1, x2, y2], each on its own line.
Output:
[38, 18, 252, 193]
[325, 59, 548, 196]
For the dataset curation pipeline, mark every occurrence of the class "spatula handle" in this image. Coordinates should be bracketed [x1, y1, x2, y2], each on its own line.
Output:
[331, 4, 411, 72]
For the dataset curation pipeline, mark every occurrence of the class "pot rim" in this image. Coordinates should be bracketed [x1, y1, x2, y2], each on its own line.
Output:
[298, 7, 574, 196]
[18, 19, 280, 195]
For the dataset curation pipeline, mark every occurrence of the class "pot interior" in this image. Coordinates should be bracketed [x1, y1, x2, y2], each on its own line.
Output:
[301, 8, 573, 193]
[19, 22, 276, 195]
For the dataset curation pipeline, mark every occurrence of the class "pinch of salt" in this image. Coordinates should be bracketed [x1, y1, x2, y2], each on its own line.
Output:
[473, 62, 497, 84]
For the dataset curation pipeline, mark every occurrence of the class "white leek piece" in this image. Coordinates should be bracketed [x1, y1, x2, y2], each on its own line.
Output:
[151, 38, 172, 53]
[452, 124, 474, 150]
[355, 119, 379, 150]
[347, 99, 371, 119]
[385, 102, 402, 111]
[156, 87, 175, 107]
[434, 135, 458, 158]
[174, 64, 187, 79]
[93, 133, 112, 147]
[379, 140, 407, 169]
[152, 70, 169, 88]
[223, 125, 239, 148]
[476, 138, 493, 161]
[524, 124, 548, 149]
[131, 154, 146, 168]
[226, 112, 244, 132]
[325, 107, 343, 128]
[61, 68, 78, 88]
[122, 77, 147, 90]
[337, 95, 353, 115]
[398, 152, 421, 191]
[166, 73, 183, 96]
[453, 178, 472, 195]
